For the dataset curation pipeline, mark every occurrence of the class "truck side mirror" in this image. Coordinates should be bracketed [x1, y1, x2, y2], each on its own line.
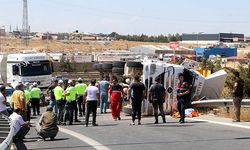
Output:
[12, 65, 19, 75]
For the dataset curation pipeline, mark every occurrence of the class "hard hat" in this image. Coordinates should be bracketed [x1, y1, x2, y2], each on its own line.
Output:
[78, 78, 83, 81]
[68, 80, 73, 84]
[58, 80, 64, 84]
[33, 82, 38, 87]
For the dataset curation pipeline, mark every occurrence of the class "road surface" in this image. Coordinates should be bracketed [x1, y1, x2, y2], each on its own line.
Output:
[17, 109, 250, 150]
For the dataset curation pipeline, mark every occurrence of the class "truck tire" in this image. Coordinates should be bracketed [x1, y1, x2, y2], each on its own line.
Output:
[96, 63, 103, 70]
[126, 61, 143, 68]
[112, 67, 124, 75]
[102, 63, 113, 70]
[112, 61, 126, 68]
[93, 64, 98, 70]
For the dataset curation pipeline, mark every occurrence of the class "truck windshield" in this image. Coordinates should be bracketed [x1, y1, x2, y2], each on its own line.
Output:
[20, 61, 52, 76]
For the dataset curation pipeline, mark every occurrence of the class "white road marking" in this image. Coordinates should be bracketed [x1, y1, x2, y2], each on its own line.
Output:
[187, 118, 250, 129]
[59, 127, 110, 150]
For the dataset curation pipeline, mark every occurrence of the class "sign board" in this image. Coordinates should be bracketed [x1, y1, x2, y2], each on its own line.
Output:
[169, 42, 180, 49]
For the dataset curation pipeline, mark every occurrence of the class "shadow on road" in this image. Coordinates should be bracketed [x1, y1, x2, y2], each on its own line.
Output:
[235, 137, 250, 140]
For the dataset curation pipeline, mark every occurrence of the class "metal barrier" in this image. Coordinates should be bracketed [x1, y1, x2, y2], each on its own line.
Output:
[0, 114, 16, 150]
[192, 99, 250, 107]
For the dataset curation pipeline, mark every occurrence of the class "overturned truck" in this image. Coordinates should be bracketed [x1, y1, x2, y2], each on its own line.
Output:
[95, 59, 228, 115]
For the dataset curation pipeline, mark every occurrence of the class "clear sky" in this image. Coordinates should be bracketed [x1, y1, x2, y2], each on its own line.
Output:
[0, 0, 250, 35]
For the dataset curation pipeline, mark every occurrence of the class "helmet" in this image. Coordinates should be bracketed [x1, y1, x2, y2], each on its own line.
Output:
[58, 80, 64, 84]
[78, 78, 83, 82]
[33, 82, 38, 87]
[68, 80, 73, 84]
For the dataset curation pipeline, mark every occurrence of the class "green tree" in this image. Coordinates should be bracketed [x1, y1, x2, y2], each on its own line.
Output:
[82, 64, 88, 73]
[59, 57, 74, 72]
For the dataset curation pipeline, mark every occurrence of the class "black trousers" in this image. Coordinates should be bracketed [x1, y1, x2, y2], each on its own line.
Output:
[77, 96, 85, 115]
[152, 102, 166, 122]
[131, 98, 142, 122]
[14, 126, 30, 140]
[68, 101, 78, 124]
[177, 99, 186, 121]
[31, 98, 40, 115]
[86, 101, 97, 126]
[57, 100, 66, 123]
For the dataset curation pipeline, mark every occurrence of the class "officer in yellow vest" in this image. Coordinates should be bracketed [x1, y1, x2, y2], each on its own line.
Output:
[63, 80, 79, 125]
[75, 78, 87, 117]
[24, 82, 31, 121]
[30, 82, 42, 116]
[54, 80, 65, 124]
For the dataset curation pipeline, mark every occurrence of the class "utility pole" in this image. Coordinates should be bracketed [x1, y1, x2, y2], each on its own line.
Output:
[22, 0, 29, 47]
[0, 26, 5, 52]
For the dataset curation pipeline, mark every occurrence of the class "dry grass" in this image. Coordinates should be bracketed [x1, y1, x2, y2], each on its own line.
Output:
[0, 38, 168, 53]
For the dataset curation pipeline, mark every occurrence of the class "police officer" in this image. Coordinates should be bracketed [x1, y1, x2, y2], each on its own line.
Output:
[64, 80, 79, 125]
[177, 73, 191, 124]
[54, 80, 65, 124]
[30, 83, 42, 116]
[75, 78, 87, 117]
[24, 82, 31, 121]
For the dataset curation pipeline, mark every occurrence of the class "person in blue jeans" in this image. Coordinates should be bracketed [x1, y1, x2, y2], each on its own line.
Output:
[98, 76, 110, 114]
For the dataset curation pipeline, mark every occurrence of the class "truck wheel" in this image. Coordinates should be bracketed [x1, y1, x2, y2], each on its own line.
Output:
[102, 63, 113, 70]
[126, 62, 143, 68]
[112, 67, 124, 75]
[93, 64, 98, 70]
[96, 63, 103, 70]
[112, 61, 126, 68]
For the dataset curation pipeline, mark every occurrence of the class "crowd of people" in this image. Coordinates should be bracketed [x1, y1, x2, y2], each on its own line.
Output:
[0, 71, 245, 143]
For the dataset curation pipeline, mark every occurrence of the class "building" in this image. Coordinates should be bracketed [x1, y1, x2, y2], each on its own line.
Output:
[129, 45, 195, 55]
[182, 33, 245, 44]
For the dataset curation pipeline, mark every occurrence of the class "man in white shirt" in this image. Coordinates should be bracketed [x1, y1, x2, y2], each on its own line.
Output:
[0, 85, 9, 116]
[9, 108, 30, 142]
[84, 79, 99, 127]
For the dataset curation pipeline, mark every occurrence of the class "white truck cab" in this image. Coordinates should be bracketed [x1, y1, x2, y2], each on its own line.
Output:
[1, 51, 52, 88]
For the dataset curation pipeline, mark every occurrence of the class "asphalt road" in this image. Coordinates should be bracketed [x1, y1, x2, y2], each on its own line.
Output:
[22, 110, 250, 150]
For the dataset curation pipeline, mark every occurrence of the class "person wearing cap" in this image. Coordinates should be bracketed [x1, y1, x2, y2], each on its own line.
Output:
[30, 82, 42, 116]
[36, 106, 58, 141]
[109, 76, 123, 121]
[12, 83, 27, 120]
[0, 85, 9, 116]
[54, 80, 65, 124]
[47, 78, 58, 113]
[75, 78, 87, 117]
[84, 79, 99, 127]
[63, 80, 79, 125]
[98, 75, 110, 114]
[24, 82, 31, 121]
